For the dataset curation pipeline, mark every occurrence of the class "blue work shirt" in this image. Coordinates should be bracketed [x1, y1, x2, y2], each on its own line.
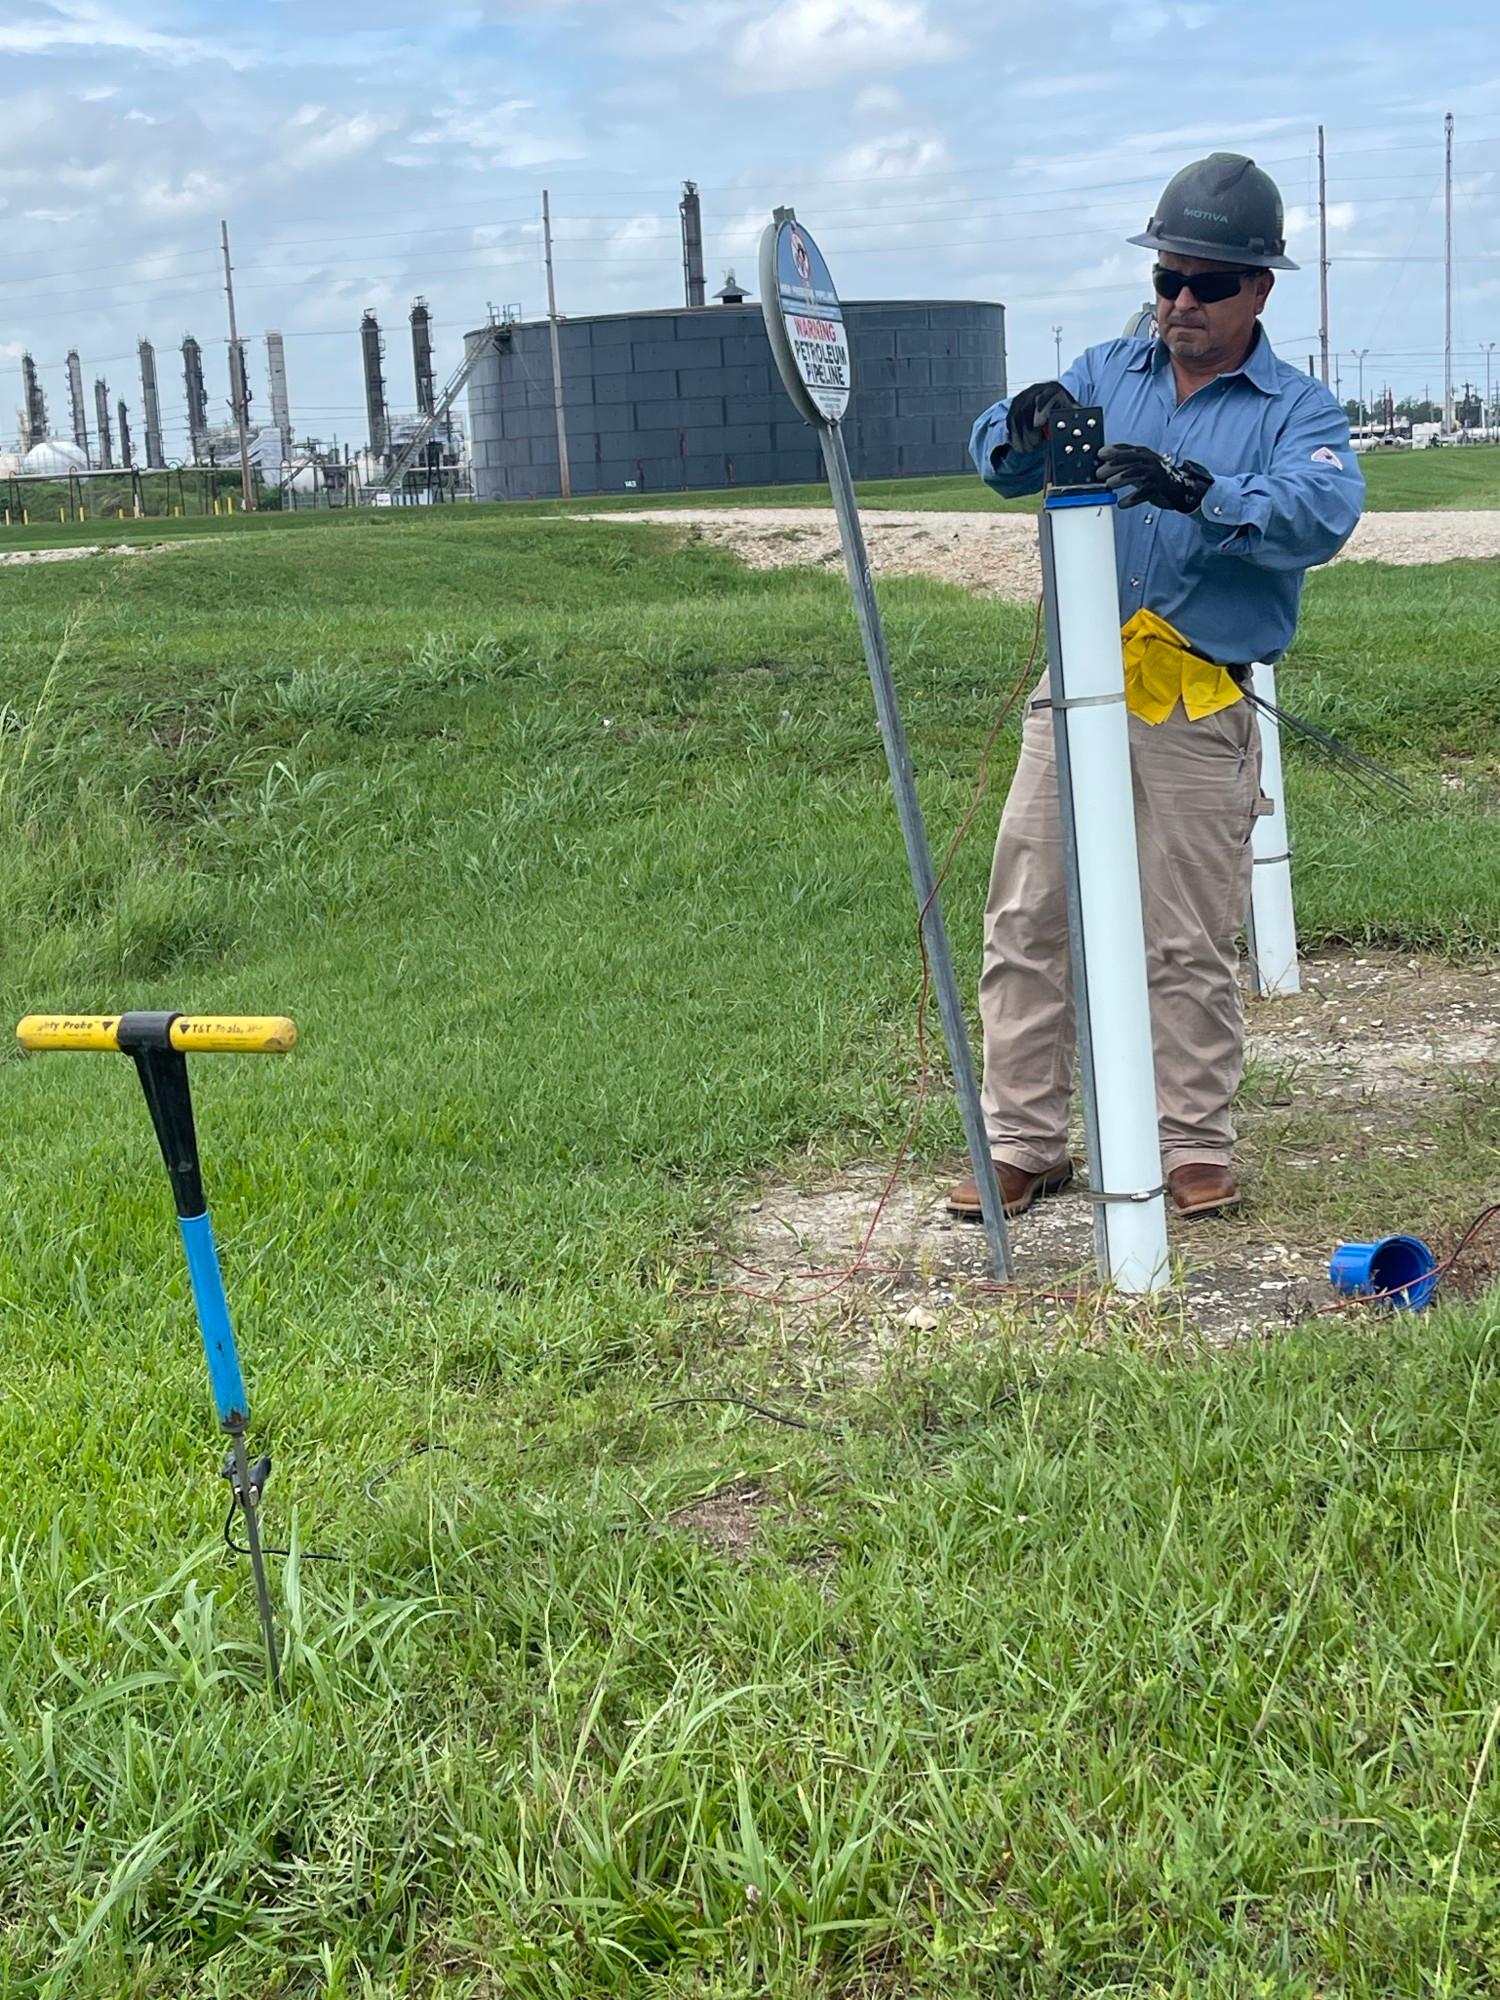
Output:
[970, 331, 1365, 663]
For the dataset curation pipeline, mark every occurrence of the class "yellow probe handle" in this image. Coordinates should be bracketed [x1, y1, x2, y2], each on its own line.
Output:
[16, 1014, 298, 1054]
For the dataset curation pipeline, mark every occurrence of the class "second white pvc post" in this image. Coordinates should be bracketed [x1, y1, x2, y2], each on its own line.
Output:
[1246, 660, 1301, 998]
[1041, 496, 1170, 1295]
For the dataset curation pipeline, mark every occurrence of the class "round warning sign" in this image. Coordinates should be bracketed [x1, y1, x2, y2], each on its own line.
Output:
[758, 211, 852, 428]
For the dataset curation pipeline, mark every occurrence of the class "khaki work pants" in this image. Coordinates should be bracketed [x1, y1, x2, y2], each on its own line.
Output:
[979, 685, 1263, 1177]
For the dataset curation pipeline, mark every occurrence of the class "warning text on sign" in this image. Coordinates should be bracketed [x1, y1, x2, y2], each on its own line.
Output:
[791, 314, 850, 391]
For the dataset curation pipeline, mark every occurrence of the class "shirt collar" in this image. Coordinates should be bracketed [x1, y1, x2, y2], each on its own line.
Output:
[1130, 325, 1280, 396]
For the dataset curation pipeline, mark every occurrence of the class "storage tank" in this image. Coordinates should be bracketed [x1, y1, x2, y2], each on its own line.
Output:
[23, 438, 89, 477]
[463, 298, 1006, 502]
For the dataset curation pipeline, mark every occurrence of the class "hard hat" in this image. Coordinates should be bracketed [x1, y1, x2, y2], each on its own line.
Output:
[1128, 153, 1298, 271]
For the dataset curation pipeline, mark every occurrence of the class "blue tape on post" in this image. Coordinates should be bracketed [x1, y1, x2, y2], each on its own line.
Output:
[1044, 490, 1119, 511]
[178, 1212, 250, 1426]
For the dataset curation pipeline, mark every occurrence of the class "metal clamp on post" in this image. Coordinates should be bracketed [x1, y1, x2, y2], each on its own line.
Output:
[1078, 1184, 1169, 1206]
[15, 1008, 297, 1694]
[1045, 691, 1128, 713]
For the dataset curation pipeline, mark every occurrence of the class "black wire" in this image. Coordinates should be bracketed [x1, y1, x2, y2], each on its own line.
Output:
[364, 1441, 463, 1500]
[1241, 690, 1413, 803]
[652, 1395, 828, 1432]
[222, 1500, 344, 1563]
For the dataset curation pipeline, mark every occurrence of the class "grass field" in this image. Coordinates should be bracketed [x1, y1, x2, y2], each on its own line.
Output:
[0, 440, 1495, 562]
[1, 508, 1497, 1995]
[523, 442, 1500, 518]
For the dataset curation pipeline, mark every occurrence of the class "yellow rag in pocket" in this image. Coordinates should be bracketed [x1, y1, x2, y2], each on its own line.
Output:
[1120, 608, 1245, 725]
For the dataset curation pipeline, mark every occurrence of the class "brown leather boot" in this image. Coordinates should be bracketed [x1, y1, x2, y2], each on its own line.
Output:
[947, 1157, 1073, 1220]
[1168, 1163, 1241, 1219]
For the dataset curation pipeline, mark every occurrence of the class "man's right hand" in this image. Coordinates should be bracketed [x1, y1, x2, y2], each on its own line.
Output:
[1006, 380, 1078, 454]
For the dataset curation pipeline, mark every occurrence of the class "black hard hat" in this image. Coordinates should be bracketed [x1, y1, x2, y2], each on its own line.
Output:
[1128, 153, 1298, 271]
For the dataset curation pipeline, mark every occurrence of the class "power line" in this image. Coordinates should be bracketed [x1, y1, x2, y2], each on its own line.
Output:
[5, 129, 1498, 318]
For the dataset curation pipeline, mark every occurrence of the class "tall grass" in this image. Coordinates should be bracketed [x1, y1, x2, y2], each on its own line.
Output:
[0, 510, 1496, 1994]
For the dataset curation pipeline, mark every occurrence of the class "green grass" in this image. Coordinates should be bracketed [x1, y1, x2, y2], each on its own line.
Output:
[518, 440, 1500, 517]
[1, 507, 1497, 1995]
[1359, 446, 1500, 511]
[1, 441, 1491, 560]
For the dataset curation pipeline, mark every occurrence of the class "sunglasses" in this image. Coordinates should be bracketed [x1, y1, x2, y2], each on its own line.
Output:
[1152, 265, 1259, 304]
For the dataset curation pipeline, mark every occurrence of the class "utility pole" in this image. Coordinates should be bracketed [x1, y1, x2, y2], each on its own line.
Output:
[1353, 347, 1369, 430]
[220, 219, 255, 510]
[1317, 124, 1331, 386]
[542, 189, 571, 501]
[1053, 325, 1063, 374]
[1483, 341, 1495, 440]
[1444, 111, 1454, 435]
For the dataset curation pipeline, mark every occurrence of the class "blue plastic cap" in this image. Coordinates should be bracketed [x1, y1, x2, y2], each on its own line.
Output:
[1329, 1234, 1440, 1312]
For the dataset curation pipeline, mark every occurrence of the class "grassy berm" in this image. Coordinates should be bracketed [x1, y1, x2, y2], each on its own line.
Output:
[1, 510, 1497, 1997]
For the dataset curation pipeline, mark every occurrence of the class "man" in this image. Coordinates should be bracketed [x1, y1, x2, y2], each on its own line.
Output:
[951, 153, 1364, 1224]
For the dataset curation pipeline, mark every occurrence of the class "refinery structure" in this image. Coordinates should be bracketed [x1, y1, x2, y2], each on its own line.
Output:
[3, 185, 1008, 508]
[2, 301, 473, 504]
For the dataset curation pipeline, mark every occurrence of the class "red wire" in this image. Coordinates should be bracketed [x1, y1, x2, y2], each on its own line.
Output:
[1315, 1204, 1500, 1315]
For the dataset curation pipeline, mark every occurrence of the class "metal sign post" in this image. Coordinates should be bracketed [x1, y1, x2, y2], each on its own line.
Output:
[758, 209, 1011, 1282]
[1037, 412, 1169, 1294]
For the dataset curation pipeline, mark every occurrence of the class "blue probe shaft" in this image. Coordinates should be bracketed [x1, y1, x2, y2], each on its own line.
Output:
[177, 1211, 250, 1428]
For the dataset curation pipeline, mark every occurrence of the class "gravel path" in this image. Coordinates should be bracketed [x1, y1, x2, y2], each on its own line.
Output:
[582, 507, 1500, 603]
[0, 541, 174, 567]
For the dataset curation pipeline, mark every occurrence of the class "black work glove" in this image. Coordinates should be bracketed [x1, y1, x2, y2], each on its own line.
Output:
[1006, 379, 1078, 454]
[1095, 443, 1213, 512]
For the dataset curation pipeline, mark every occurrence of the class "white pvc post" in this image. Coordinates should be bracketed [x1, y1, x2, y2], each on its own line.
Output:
[1246, 660, 1301, 998]
[1040, 497, 1170, 1295]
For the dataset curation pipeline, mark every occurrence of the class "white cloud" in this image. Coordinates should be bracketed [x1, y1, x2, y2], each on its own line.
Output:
[1108, 1, 1212, 40]
[410, 97, 587, 167]
[615, 1, 751, 59]
[731, 0, 955, 91]
[825, 127, 953, 184]
[1010, 71, 1115, 100]
[1285, 200, 1356, 238]
[280, 108, 401, 168]
[852, 83, 902, 116]
[0, 0, 248, 67]
[135, 168, 229, 216]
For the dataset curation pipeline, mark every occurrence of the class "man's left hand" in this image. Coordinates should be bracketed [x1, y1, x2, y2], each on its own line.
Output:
[1096, 444, 1213, 513]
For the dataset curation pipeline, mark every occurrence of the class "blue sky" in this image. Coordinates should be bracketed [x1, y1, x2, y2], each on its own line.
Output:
[2, 0, 1498, 459]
